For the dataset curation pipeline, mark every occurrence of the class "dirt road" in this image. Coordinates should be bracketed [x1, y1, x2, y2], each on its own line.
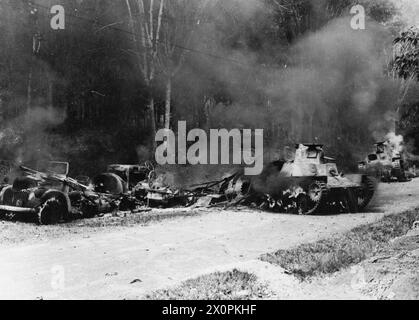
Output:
[0, 180, 418, 299]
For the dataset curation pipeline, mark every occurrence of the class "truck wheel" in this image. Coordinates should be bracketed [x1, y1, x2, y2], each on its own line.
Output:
[93, 173, 125, 194]
[0, 186, 14, 206]
[38, 194, 69, 225]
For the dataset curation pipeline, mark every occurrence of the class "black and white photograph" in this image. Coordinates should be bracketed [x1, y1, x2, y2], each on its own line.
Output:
[0, 0, 418, 305]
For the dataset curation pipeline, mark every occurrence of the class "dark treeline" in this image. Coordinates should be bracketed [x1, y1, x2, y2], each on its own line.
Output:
[0, 0, 417, 175]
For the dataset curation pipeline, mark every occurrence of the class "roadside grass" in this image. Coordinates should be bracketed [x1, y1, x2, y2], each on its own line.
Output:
[260, 209, 419, 280]
[146, 269, 272, 300]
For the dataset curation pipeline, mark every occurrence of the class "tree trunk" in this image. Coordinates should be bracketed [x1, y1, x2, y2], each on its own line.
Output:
[164, 77, 172, 129]
[149, 97, 157, 154]
[26, 65, 33, 111]
[203, 96, 213, 130]
[309, 112, 314, 142]
[47, 72, 53, 107]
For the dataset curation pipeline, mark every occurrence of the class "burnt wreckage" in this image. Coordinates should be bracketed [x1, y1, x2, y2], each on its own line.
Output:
[252, 144, 376, 215]
[358, 141, 415, 182]
[0, 144, 376, 224]
[0, 162, 132, 224]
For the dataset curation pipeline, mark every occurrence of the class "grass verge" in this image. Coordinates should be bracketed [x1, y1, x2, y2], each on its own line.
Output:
[260, 209, 419, 280]
[146, 269, 272, 300]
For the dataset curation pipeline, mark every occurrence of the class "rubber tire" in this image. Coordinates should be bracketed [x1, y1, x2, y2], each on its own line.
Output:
[38, 192, 69, 225]
[0, 186, 14, 206]
[93, 173, 125, 194]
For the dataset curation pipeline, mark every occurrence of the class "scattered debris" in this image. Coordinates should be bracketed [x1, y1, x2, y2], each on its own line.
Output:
[130, 279, 142, 284]
[105, 272, 118, 277]
[0, 144, 378, 225]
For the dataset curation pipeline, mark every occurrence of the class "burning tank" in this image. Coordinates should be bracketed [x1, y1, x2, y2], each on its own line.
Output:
[358, 140, 413, 182]
[254, 144, 375, 215]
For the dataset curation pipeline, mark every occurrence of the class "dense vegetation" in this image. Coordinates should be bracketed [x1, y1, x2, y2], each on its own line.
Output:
[0, 0, 417, 175]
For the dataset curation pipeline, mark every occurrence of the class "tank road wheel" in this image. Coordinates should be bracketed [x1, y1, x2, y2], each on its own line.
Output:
[346, 189, 358, 213]
[297, 181, 327, 215]
[268, 196, 277, 210]
[357, 176, 375, 211]
[296, 195, 310, 215]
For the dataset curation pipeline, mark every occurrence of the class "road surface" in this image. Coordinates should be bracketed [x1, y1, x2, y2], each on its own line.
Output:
[0, 180, 418, 299]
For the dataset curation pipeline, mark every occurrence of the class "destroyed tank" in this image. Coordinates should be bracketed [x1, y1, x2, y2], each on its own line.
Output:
[358, 141, 413, 182]
[258, 144, 375, 215]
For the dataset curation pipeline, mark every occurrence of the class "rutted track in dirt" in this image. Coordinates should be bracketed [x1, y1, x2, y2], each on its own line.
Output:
[0, 180, 418, 299]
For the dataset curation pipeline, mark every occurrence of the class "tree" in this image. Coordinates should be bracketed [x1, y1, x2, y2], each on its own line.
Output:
[394, 28, 419, 81]
[125, 0, 165, 151]
[158, 0, 208, 129]
[393, 27, 419, 133]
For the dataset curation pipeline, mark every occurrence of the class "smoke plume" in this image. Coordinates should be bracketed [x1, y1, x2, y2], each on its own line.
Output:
[0, 106, 66, 165]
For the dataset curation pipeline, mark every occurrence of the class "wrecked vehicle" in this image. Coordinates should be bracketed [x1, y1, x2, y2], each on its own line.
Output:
[358, 141, 413, 182]
[0, 162, 76, 224]
[93, 162, 154, 195]
[134, 171, 197, 208]
[0, 162, 118, 224]
[253, 144, 376, 215]
[142, 185, 196, 208]
[0, 148, 377, 224]
[95, 162, 203, 208]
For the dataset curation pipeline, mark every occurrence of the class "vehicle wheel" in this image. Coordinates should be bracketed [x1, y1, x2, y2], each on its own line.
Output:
[93, 173, 125, 194]
[357, 176, 375, 210]
[296, 194, 310, 215]
[269, 200, 280, 212]
[0, 186, 14, 206]
[38, 198, 64, 225]
[38, 192, 69, 225]
[267, 195, 278, 211]
[297, 181, 327, 215]
[346, 189, 358, 213]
